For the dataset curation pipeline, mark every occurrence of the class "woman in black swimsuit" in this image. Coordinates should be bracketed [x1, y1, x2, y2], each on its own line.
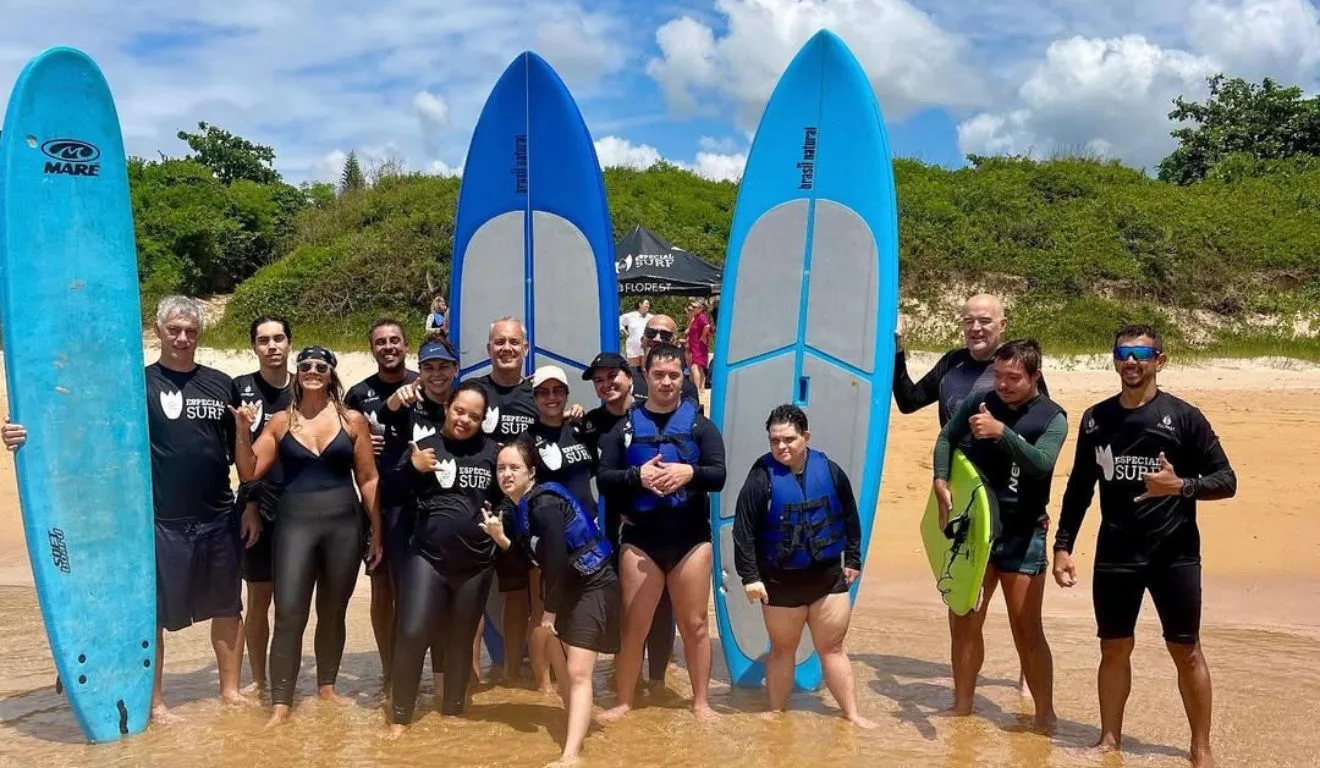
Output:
[234, 346, 382, 728]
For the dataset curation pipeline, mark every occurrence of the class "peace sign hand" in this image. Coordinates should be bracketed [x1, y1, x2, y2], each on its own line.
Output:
[1135, 452, 1183, 502]
[478, 502, 511, 550]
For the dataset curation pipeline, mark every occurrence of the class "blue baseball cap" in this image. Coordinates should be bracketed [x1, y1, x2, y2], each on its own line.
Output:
[418, 338, 458, 365]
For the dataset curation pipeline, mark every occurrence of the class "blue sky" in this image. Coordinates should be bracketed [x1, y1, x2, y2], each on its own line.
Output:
[3, 0, 1319, 183]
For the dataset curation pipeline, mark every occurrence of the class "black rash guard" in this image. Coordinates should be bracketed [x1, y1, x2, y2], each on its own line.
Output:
[146, 363, 239, 523]
[893, 346, 1050, 426]
[473, 373, 538, 439]
[528, 420, 598, 521]
[410, 432, 503, 575]
[522, 492, 615, 614]
[345, 370, 419, 503]
[1054, 389, 1237, 570]
[596, 406, 727, 540]
[732, 457, 862, 585]
[233, 371, 293, 519]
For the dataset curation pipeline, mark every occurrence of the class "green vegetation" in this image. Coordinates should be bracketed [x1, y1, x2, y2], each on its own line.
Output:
[136, 75, 1320, 358]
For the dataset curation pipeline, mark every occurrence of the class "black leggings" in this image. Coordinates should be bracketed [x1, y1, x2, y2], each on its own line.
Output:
[269, 487, 363, 706]
[392, 556, 494, 723]
[648, 590, 675, 680]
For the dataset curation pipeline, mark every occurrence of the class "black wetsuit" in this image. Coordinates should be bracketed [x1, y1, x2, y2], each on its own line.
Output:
[391, 431, 502, 722]
[234, 371, 293, 583]
[732, 456, 862, 608]
[268, 418, 364, 706]
[893, 346, 1050, 426]
[1055, 390, 1236, 644]
[345, 369, 419, 575]
[146, 363, 242, 632]
[473, 373, 538, 594]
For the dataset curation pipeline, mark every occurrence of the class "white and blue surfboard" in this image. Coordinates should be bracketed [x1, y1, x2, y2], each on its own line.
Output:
[450, 51, 618, 665]
[709, 30, 899, 691]
[0, 47, 155, 741]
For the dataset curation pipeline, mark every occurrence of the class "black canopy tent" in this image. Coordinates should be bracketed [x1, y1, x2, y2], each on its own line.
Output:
[614, 225, 722, 296]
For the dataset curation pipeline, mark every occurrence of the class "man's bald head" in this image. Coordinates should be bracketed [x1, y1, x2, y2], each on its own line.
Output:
[961, 293, 1008, 361]
[642, 313, 679, 352]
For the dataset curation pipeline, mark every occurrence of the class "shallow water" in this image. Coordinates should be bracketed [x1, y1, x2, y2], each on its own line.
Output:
[1, 578, 1317, 768]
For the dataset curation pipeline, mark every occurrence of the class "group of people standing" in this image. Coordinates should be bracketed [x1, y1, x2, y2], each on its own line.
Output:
[0, 289, 1236, 767]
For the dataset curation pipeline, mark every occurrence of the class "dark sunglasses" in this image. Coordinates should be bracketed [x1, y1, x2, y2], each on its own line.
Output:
[643, 328, 675, 340]
[297, 361, 331, 374]
[1113, 345, 1160, 362]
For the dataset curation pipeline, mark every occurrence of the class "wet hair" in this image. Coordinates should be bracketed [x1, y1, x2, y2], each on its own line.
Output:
[249, 314, 292, 345]
[765, 404, 809, 434]
[644, 341, 686, 371]
[156, 295, 203, 332]
[449, 380, 490, 413]
[993, 338, 1043, 376]
[368, 317, 407, 345]
[1114, 323, 1164, 351]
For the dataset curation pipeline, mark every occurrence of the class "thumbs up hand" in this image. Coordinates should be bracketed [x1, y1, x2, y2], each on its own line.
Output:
[968, 401, 1004, 440]
[1135, 452, 1183, 502]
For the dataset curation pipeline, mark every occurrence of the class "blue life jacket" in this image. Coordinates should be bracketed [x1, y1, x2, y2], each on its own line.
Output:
[625, 400, 701, 514]
[758, 449, 847, 569]
[514, 482, 612, 577]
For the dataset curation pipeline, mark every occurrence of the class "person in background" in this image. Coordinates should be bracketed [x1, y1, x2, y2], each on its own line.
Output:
[619, 299, 652, 368]
[684, 299, 713, 392]
[425, 296, 448, 338]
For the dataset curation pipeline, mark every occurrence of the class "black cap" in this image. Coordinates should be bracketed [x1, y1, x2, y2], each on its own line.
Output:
[582, 352, 630, 380]
[297, 345, 338, 368]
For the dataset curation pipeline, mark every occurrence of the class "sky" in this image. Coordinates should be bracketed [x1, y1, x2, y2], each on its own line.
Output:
[3, 0, 1319, 184]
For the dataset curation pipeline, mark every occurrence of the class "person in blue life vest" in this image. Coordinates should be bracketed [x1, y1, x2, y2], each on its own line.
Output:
[479, 435, 619, 767]
[731, 404, 876, 729]
[931, 338, 1068, 732]
[596, 342, 727, 723]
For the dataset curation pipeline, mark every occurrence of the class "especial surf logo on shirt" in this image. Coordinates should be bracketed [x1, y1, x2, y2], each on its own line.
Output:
[39, 138, 101, 177]
[158, 388, 226, 422]
[1095, 445, 1162, 483]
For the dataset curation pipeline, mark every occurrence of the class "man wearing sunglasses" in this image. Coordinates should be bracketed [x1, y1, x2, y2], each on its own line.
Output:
[1053, 324, 1237, 768]
[631, 314, 700, 408]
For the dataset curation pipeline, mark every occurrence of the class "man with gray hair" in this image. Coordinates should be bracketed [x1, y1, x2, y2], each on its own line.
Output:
[5, 295, 259, 721]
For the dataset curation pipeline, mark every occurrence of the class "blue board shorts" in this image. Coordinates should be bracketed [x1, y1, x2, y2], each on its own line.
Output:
[155, 515, 243, 632]
[989, 520, 1049, 576]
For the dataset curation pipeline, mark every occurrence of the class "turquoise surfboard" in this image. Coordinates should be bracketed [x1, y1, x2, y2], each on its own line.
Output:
[0, 48, 156, 741]
[450, 52, 618, 666]
[709, 30, 899, 691]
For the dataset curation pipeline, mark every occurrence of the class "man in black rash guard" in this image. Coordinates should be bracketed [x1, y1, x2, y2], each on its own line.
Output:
[893, 294, 1049, 426]
[630, 314, 701, 408]
[233, 315, 294, 693]
[583, 351, 678, 690]
[932, 339, 1067, 731]
[344, 318, 418, 689]
[596, 343, 727, 724]
[1053, 324, 1236, 768]
[3, 296, 261, 720]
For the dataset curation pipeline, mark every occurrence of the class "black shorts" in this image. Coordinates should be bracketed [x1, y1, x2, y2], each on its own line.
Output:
[620, 521, 710, 573]
[555, 580, 621, 654]
[496, 545, 532, 593]
[156, 516, 244, 632]
[241, 516, 275, 584]
[763, 564, 848, 609]
[989, 521, 1049, 576]
[1093, 562, 1202, 645]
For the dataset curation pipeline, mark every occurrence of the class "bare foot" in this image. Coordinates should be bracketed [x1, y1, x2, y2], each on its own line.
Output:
[150, 704, 184, 725]
[241, 680, 267, 696]
[545, 756, 582, 768]
[692, 703, 719, 722]
[1191, 743, 1215, 767]
[264, 705, 292, 729]
[937, 704, 974, 717]
[318, 686, 352, 705]
[382, 724, 407, 741]
[1090, 735, 1121, 754]
[848, 714, 880, 730]
[536, 684, 558, 696]
[1033, 712, 1058, 734]
[221, 689, 260, 707]
[1018, 675, 1031, 699]
[758, 710, 783, 722]
[595, 703, 632, 725]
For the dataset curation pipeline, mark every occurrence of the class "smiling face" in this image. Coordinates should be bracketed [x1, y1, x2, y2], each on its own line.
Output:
[487, 320, 527, 376]
[591, 366, 632, 406]
[1113, 333, 1166, 391]
[994, 358, 1038, 407]
[419, 359, 457, 401]
[296, 358, 332, 392]
[445, 389, 487, 440]
[961, 295, 1006, 360]
[533, 379, 568, 421]
[157, 312, 200, 367]
[370, 323, 407, 373]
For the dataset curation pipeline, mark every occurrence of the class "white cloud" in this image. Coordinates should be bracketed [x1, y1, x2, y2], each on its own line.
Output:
[646, 0, 990, 127]
[412, 90, 450, 130]
[594, 135, 747, 181]
[956, 0, 1320, 170]
[0, 1, 631, 183]
[430, 159, 463, 177]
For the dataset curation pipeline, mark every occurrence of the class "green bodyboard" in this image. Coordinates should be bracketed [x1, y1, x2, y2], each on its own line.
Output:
[920, 449, 998, 615]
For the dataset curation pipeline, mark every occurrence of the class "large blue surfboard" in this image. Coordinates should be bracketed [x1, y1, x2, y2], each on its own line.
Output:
[709, 30, 898, 692]
[0, 47, 155, 741]
[450, 51, 618, 666]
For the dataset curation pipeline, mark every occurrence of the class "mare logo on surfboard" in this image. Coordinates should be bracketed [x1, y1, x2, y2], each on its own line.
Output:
[513, 135, 529, 194]
[797, 127, 818, 190]
[40, 138, 101, 177]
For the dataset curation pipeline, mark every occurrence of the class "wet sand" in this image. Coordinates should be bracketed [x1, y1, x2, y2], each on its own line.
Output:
[1, 348, 1318, 767]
